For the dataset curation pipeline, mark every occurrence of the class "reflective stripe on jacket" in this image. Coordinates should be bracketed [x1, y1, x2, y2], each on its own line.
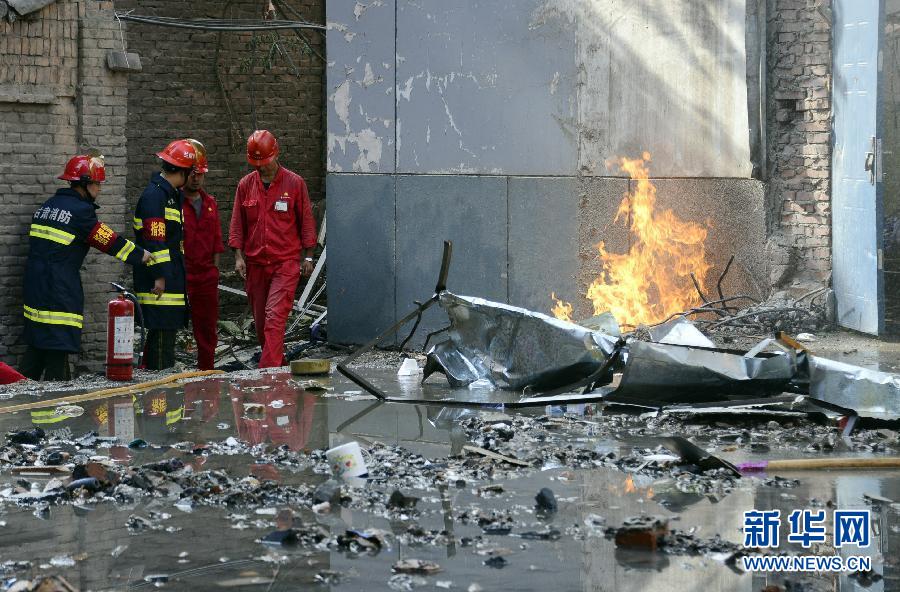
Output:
[24, 188, 145, 352]
[132, 173, 188, 330]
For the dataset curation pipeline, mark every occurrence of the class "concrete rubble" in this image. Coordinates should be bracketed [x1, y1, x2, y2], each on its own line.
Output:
[0, 257, 896, 591]
[1, 272, 899, 590]
[0, 349, 897, 589]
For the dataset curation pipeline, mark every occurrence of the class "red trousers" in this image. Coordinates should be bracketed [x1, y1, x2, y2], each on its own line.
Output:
[246, 259, 300, 368]
[188, 279, 219, 370]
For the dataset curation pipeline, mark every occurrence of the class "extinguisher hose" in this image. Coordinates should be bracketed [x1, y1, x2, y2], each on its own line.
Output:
[131, 294, 146, 368]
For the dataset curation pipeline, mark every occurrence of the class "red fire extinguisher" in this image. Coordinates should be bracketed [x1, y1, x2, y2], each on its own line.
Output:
[107, 294, 134, 381]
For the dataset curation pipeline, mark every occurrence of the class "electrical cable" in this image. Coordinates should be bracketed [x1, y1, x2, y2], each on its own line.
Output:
[114, 13, 325, 32]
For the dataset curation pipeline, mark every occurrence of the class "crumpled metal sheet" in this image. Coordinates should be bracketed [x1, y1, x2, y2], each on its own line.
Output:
[609, 341, 797, 403]
[807, 355, 900, 420]
[423, 292, 618, 391]
[648, 318, 716, 348]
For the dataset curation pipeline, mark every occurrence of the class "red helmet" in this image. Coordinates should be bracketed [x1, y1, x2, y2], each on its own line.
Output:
[246, 130, 279, 166]
[185, 139, 209, 173]
[156, 139, 198, 169]
[59, 155, 106, 183]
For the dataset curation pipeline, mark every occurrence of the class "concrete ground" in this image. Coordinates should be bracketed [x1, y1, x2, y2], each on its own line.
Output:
[795, 330, 900, 373]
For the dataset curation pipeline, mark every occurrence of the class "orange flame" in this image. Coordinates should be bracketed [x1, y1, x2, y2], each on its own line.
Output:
[553, 152, 711, 328]
[550, 292, 573, 322]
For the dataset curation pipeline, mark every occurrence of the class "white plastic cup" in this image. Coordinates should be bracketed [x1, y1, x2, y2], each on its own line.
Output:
[397, 358, 421, 377]
[326, 441, 368, 478]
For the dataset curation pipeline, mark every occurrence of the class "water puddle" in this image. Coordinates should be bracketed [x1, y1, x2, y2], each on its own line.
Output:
[0, 371, 895, 590]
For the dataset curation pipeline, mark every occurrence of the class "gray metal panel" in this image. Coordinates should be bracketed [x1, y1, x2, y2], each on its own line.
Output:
[832, 0, 883, 334]
[395, 175, 508, 347]
[395, 0, 577, 175]
[325, 173, 396, 345]
[508, 177, 579, 315]
[326, 0, 396, 173]
[533, 0, 752, 177]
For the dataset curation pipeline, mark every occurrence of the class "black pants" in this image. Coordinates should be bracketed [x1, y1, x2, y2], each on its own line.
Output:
[20, 346, 71, 381]
[144, 329, 177, 370]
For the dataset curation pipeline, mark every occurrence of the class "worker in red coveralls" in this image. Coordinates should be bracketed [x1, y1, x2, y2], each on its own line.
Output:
[228, 130, 317, 368]
[181, 139, 224, 370]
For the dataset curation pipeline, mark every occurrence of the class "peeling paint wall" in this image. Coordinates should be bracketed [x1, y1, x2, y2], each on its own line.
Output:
[327, 0, 751, 176]
[395, 1, 577, 175]
[326, 0, 395, 173]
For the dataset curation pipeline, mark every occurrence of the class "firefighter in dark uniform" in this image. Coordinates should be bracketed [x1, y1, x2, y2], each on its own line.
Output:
[133, 140, 198, 370]
[21, 155, 153, 381]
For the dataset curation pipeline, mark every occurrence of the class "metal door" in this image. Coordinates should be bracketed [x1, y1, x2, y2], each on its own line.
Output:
[832, 0, 885, 334]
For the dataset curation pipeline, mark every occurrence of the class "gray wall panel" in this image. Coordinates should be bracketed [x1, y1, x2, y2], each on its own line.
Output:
[326, 0, 396, 173]
[572, 177, 765, 325]
[327, 0, 753, 177]
[651, 178, 767, 303]
[395, 175, 508, 347]
[395, 0, 577, 175]
[508, 177, 579, 315]
[575, 177, 632, 322]
[535, 0, 751, 177]
[326, 174, 396, 344]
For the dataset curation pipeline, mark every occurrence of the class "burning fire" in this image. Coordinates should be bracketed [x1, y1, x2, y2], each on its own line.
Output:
[553, 152, 711, 328]
[614, 474, 654, 499]
[551, 292, 574, 322]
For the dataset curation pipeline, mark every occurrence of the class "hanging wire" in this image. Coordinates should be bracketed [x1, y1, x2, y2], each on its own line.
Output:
[114, 12, 325, 31]
[113, 12, 131, 68]
[271, 0, 327, 63]
[249, 32, 258, 131]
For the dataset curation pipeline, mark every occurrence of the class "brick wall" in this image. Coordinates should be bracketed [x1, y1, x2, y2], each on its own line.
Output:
[113, 0, 326, 269]
[765, 0, 833, 289]
[0, 1, 132, 371]
[0, 0, 325, 371]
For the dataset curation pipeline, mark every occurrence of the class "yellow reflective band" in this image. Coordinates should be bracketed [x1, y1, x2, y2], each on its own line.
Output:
[24, 305, 83, 328]
[164, 207, 182, 223]
[146, 249, 171, 266]
[30, 410, 69, 424]
[30, 224, 75, 246]
[165, 406, 184, 425]
[114, 240, 136, 262]
[133, 217, 143, 230]
[136, 292, 186, 306]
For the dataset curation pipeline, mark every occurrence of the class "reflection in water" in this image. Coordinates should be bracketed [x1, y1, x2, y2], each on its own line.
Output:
[229, 374, 317, 451]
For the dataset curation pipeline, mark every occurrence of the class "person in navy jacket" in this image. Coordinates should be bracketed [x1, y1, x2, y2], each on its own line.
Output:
[22, 154, 152, 381]
[132, 139, 198, 370]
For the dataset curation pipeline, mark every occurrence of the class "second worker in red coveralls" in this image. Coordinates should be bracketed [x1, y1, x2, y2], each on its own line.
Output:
[181, 139, 224, 370]
[228, 130, 317, 368]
